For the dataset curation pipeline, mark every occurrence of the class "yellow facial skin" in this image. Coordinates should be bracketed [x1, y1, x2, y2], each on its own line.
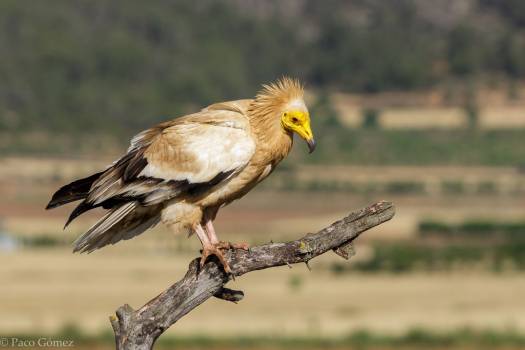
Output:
[281, 110, 316, 153]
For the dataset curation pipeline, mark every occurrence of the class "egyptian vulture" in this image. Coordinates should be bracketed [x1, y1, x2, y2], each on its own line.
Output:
[46, 77, 315, 273]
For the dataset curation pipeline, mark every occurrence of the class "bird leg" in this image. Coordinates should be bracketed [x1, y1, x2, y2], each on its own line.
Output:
[194, 223, 232, 274]
[204, 220, 220, 245]
[204, 220, 249, 251]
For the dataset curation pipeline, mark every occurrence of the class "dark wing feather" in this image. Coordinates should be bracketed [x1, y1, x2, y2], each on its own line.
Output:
[61, 146, 153, 225]
[46, 125, 162, 219]
[122, 148, 148, 182]
[46, 171, 104, 209]
[63, 201, 93, 228]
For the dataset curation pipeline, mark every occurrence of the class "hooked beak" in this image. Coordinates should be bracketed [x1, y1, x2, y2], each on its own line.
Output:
[295, 121, 316, 154]
[306, 138, 316, 153]
[289, 115, 316, 154]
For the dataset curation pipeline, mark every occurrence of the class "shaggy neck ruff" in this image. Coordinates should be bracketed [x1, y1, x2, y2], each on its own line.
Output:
[247, 77, 304, 162]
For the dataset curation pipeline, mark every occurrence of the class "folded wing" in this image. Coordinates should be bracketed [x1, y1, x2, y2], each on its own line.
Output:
[47, 105, 256, 252]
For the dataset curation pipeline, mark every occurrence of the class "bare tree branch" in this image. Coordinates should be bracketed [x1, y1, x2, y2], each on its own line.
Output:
[110, 201, 395, 350]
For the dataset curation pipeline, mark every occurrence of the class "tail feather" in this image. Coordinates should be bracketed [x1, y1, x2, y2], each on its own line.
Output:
[46, 171, 104, 209]
[64, 200, 96, 228]
[72, 202, 160, 253]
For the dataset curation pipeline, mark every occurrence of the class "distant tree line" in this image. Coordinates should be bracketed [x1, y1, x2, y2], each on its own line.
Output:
[0, 0, 524, 136]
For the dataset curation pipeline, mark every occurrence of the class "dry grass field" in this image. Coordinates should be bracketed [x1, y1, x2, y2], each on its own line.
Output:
[1, 156, 525, 349]
[2, 248, 525, 338]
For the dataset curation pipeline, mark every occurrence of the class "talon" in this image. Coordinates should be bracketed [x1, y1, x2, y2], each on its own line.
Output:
[200, 248, 211, 268]
[200, 243, 232, 274]
[199, 253, 207, 268]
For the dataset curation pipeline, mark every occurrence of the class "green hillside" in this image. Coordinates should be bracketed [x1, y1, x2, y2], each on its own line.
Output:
[1, 0, 524, 164]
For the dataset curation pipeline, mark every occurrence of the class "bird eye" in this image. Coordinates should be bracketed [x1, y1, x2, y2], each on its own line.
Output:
[292, 117, 299, 123]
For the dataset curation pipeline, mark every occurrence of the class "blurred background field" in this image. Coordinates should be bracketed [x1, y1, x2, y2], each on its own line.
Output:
[1, 0, 525, 349]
